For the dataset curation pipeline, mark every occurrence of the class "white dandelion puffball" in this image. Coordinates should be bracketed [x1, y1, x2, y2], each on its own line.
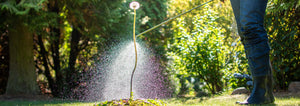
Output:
[130, 1, 140, 10]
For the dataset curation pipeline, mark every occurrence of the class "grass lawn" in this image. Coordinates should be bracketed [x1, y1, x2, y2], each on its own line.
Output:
[1, 92, 299, 106]
[164, 94, 300, 106]
[0, 100, 95, 106]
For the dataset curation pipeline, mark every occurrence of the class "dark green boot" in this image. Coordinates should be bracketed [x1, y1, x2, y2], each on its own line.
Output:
[236, 51, 275, 105]
[266, 61, 275, 103]
[237, 76, 269, 105]
[237, 70, 274, 105]
[236, 43, 274, 105]
[266, 75, 275, 103]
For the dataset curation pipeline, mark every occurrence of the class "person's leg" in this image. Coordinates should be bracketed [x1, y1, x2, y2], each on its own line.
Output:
[230, 0, 274, 104]
[230, 0, 241, 35]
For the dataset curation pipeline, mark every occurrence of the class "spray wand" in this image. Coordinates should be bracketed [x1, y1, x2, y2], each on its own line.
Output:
[136, 0, 213, 38]
[129, 0, 213, 100]
[129, 1, 140, 101]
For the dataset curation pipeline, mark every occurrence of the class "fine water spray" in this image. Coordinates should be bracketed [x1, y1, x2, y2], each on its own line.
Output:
[129, 0, 213, 100]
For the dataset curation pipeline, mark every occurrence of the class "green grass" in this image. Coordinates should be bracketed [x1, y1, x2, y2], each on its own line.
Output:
[164, 94, 300, 106]
[1, 94, 299, 106]
[0, 100, 95, 106]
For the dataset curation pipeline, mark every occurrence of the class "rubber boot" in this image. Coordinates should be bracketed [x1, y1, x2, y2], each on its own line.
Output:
[267, 61, 275, 103]
[236, 47, 273, 105]
[236, 55, 275, 105]
[266, 75, 275, 103]
[237, 76, 268, 105]
[238, 68, 275, 105]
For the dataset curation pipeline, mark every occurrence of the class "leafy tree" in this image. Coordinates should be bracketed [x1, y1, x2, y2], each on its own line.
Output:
[136, 0, 170, 59]
[33, 0, 129, 98]
[0, 0, 46, 95]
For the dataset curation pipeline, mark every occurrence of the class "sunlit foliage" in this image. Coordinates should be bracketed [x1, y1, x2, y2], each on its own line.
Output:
[0, 0, 299, 98]
[166, 0, 249, 95]
[265, 0, 300, 89]
[167, 0, 299, 96]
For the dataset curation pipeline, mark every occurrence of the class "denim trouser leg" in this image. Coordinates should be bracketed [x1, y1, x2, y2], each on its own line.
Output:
[230, 0, 275, 104]
[230, 0, 270, 77]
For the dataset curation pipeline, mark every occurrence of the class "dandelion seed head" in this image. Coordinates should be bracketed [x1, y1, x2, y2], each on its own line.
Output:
[130, 1, 140, 10]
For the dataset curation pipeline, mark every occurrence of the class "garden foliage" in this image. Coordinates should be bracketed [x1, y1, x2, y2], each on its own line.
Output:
[0, 0, 299, 98]
[265, 0, 300, 89]
[166, 0, 248, 95]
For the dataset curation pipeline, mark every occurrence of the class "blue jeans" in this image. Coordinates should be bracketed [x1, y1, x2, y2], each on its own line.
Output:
[230, 0, 271, 77]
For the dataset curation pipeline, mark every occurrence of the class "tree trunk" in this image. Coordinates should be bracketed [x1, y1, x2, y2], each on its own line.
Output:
[47, 0, 64, 97]
[6, 18, 40, 95]
[50, 26, 64, 97]
[37, 35, 55, 94]
[66, 27, 81, 91]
